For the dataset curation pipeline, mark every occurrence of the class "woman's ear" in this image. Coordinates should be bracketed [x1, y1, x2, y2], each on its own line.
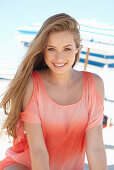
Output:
[78, 45, 83, 51]
[75, 45, 82, 54]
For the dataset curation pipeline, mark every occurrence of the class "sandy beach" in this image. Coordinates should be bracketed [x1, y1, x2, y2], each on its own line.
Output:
[0, 78, 114, 169]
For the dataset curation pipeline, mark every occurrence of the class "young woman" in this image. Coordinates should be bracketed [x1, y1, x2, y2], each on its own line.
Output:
[0, 13, 107, 170]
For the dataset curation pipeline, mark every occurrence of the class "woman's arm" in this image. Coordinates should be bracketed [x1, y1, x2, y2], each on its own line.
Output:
[24, 122, 50, 170]
[23, 76, 50, 170]
[86, 73, 107, 170]
[86, 125, 107, 170]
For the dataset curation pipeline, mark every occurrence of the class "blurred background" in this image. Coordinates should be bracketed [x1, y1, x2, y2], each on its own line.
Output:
[0, 0, 114, 169]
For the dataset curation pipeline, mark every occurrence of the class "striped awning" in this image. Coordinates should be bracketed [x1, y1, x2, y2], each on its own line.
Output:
[16, 22, 114, 69]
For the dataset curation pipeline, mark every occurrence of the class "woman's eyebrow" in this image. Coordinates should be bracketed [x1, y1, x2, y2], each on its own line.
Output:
[46, 45, 55, 47]
[47, 44, 73, 47]
[64, 44, 73, 47]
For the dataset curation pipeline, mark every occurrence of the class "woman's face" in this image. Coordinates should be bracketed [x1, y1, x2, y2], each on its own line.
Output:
[44, 31, 78, 74]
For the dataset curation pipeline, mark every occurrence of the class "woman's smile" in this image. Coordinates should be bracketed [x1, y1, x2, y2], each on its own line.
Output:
[53, 63, 67, 69]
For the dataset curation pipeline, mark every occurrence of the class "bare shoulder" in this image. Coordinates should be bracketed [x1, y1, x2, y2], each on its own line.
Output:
[91, 73, 105, 103]
[73, 70, 83, 81]
[22, 76, 33, 112]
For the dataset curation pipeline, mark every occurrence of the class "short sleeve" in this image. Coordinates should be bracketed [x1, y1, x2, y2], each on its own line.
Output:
[86, 73, 104, 131]
[20, 71, 41, 124]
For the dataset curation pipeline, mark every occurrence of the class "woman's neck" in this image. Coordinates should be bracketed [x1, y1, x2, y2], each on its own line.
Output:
[46, 68, 77, 87]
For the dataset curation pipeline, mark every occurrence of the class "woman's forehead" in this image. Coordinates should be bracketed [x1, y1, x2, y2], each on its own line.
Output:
[47, 31, 75, 46]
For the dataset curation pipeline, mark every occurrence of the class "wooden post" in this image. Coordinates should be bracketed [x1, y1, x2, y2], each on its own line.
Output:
[84, 48, 90, 71]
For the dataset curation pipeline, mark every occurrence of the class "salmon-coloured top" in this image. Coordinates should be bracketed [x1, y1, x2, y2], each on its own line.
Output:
[5, 70, 104, 170]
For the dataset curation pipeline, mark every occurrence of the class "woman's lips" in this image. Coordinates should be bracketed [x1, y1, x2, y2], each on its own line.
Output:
[53, 63, 67, 68]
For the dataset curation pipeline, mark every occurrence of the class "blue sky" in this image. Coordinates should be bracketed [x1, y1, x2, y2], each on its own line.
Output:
[0, 0, 114, 65]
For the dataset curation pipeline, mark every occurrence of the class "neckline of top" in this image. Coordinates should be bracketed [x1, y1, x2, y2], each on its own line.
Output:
[37, 71, 85, 108]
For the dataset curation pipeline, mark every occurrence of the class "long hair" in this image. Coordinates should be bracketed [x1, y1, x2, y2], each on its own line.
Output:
[0, 13, 82, 138]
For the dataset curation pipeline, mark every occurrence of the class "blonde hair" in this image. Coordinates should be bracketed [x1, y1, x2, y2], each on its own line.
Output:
[0, 13, 82, 138]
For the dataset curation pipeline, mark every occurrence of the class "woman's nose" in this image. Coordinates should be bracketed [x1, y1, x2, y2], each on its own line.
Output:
[55, 51, 64, 60]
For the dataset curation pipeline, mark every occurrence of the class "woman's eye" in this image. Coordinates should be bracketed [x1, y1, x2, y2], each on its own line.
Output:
[48, 48, 55, 51]
[64, 48, 71, 51]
